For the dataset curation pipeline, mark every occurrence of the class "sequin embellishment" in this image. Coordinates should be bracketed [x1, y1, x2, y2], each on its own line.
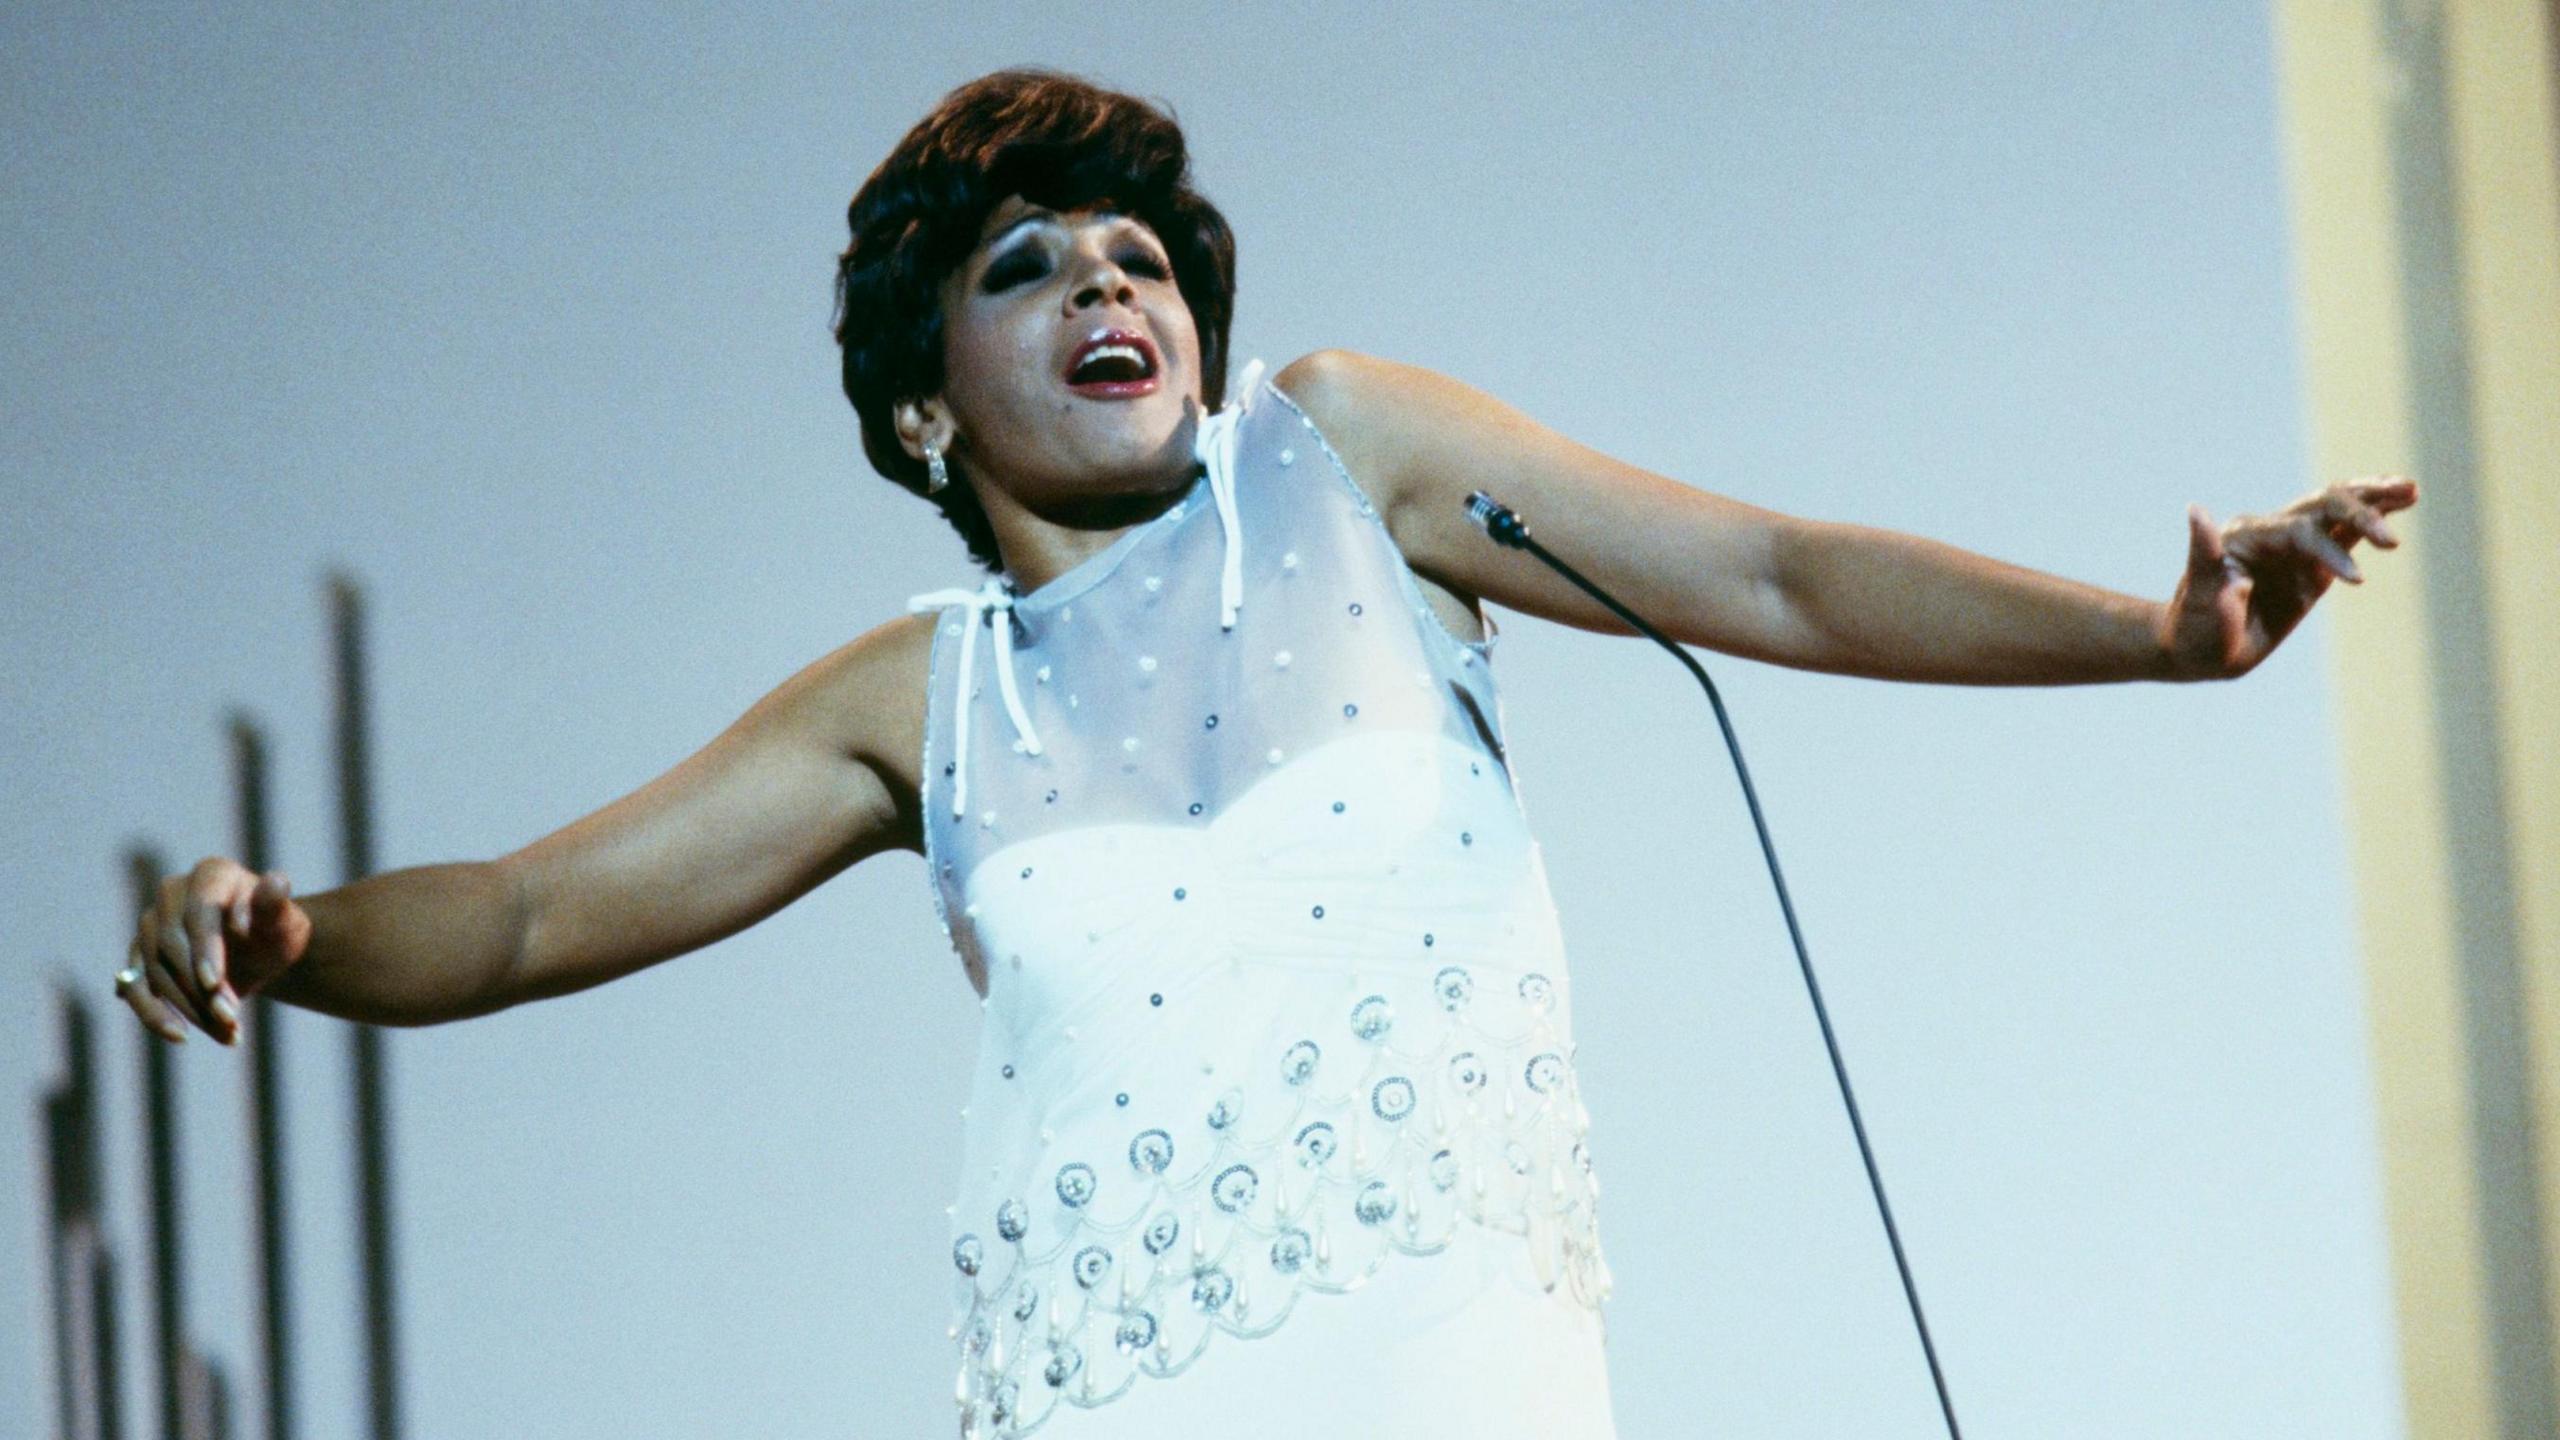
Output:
[947, 956, 1610, 1437]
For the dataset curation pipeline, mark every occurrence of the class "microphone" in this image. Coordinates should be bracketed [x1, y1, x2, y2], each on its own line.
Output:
[1464, 489, 1967, 1440]
[1463, 490, 1531, 549]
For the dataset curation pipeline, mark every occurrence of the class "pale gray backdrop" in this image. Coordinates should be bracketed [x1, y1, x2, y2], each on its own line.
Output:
[3, 2, 2401, 1436]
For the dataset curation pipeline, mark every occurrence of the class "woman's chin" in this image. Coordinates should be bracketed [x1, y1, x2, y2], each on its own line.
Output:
[1081, 394, 1199, 470]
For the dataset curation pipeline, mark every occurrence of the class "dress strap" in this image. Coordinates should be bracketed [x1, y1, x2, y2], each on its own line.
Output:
[1194, 357, 1265, 631]
[904, 573, 1044, 818]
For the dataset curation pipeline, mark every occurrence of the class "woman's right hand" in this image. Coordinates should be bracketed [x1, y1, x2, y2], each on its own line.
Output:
[121, 858, 312, 1046]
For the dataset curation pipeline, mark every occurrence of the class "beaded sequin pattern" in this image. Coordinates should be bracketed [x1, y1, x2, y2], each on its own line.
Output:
[912, 374, 1612, 1439]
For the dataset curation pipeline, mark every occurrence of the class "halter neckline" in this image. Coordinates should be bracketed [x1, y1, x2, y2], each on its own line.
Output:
[906, 359, 1266, 818]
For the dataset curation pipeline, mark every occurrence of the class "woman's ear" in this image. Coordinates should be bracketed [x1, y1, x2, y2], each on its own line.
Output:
[893, 396, 955, 464]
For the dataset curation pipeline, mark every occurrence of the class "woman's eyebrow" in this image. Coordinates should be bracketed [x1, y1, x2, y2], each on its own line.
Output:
[980, 206, 1132, 254]
[982, 211, 1052, 254]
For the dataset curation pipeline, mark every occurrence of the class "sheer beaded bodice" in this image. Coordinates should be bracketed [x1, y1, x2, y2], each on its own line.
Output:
[907, 368, 1615, 1439]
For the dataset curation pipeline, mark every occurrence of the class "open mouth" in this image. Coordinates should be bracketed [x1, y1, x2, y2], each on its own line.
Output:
[1064, 328, 1161, 398]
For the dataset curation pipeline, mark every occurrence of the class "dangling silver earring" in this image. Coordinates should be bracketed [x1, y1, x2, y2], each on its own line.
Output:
[924, 441, 950, 494]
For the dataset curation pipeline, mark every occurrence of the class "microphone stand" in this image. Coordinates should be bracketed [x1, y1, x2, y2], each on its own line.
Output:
[1465, 491, 1965, 1440]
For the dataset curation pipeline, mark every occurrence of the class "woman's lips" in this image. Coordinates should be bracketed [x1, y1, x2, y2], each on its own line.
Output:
[1066, 372, 1162, 399]
[1063, 327, 1161, 398]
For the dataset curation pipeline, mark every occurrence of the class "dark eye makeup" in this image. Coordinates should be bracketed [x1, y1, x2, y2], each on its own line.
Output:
[978, 231, 1170, 295]
[982, 250, 1046, 292]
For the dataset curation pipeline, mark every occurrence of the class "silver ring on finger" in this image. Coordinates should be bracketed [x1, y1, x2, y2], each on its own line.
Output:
[114, 964, 144, 993]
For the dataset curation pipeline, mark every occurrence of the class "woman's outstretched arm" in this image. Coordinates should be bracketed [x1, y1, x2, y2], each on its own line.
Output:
[121, 612, 929, 1042]
[1276, 348, 2416, 685]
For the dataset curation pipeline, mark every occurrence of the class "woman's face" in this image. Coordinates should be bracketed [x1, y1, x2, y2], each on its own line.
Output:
[929, 195, 1206, 517]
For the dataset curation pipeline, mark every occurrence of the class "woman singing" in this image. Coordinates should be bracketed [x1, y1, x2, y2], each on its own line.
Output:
[116, 67, 2416, 1439]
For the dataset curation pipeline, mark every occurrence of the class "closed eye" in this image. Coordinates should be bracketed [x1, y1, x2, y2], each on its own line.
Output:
[981, 249, 1046, 293]
[980, 242, 1167, 294]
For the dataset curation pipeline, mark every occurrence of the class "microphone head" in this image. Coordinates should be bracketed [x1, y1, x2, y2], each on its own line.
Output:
[1465, 490, 1526, 547]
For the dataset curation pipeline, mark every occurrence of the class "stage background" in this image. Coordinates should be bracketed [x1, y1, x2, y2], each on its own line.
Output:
[2, 2, 2403, 1436]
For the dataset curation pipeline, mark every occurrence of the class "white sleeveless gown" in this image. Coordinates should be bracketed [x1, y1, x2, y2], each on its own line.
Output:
[907, 364, 1620, 1439]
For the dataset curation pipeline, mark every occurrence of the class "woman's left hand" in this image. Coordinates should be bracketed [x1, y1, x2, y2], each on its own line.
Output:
[2159, 476, 2421, 681]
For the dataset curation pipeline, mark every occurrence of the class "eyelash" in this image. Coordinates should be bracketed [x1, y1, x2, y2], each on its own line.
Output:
[983, 247, 1169, 293]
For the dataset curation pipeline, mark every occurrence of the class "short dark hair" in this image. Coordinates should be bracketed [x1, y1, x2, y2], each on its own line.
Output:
[832, 68, 1238, 572]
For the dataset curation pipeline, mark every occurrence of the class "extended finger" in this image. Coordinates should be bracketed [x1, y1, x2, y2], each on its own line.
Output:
[2353, 475, 2419, 510]
[2316, 490, 2400, 550]
[201, 880, 251, 1035]
[181, 887, 227, 996]
[2291, 514, 2364, 583]
[144, 952, 214, 1038]
[2186, 504, 2231, 575]
[151, 898, 218, 1024]
[120, 940, 189, 1043]
[2216, 564, 2255, 670]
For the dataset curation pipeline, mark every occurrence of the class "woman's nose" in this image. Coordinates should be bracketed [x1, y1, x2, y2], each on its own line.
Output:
[1068, 256, 1136, 312]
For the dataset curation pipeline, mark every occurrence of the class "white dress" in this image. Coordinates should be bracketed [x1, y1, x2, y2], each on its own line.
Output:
[906, 363, 1618, 1439]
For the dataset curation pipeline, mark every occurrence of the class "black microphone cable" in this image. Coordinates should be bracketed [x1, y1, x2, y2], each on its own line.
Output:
[1464, 490, 1966, 1440]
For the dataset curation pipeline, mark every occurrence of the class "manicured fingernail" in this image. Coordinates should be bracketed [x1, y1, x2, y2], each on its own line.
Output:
[198, 958, 218, 990]
[213, 992, 238, 1026]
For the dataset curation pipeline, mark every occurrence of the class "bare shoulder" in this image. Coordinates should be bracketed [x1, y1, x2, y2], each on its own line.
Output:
[1271, 347, 1479, 544]
[1271, 348, 1405, 507]
[1271, 349, 1492, 644]
[855, 605, 939, 787]
[783, 607, 936, 856]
